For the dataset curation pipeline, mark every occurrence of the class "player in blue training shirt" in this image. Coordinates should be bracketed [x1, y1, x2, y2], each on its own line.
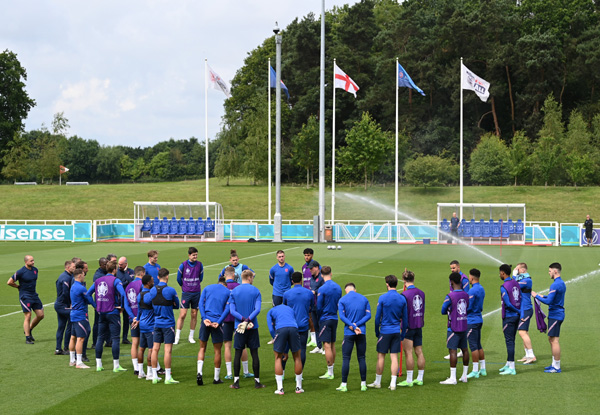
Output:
[68, 268, 96, 369]
[147, 268, 180, 384]
[316, 266, 342, 381]
[175, 247, 204, 345]
[7, 255, 45, 344]
[197, 277, 231, 386]
[301, 248, 318, 347]
[532, 262, 567, 373]
[399, 270, 426, 387]
[143, 249, 161, 286]
[441, 272, 470, 385]
[116, 256, 135, 345]
[499, 263, 521, 376]
[369, 274, 408, 390]
[444, 260, 470, 360]
[307, 261, 325, 354]
[466, 268, 487, 379]
[55, 260, 75, 354]
[124, 266, 145, 375]
[336, 282, 371, 392]
[514, 262, 536, 364]
[283, 271, 314, 370]
[137, 274, 156, 380]
[229, 269, 265, 390]
[269, 250, 294, 306]
[218, 249, 254, 284]
[267, 304, 304, 394]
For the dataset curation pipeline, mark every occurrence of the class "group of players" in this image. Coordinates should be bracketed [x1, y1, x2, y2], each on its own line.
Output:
[7, 247, 566, 393]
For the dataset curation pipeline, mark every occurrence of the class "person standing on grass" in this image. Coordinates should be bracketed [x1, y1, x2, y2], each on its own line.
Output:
[584, 215, 594, 246]
[175, 247, 203, 345]
[499, 263, 521, 376]
[7, 255, 45, 344]
[269, 250, 294, 306]
[514, 263, 536, 365]
[55, 260, 75, 355]
[137, 274, 156, 380]
[440, 272, 470, 385]
[316, 266, 342, 381]
[445, 260, 469, 360]
[149, 268, 180, 384]
[466, 268, 487, 379]
[124, 266, 145, 375]
[144, 250, 161, 286]
[301, 248, 319, 348]
[368, 274, 408, 390]
[68, 268, 95, 369]
[218, 249, 254, 284]
[532, 262, 566, 374]
[116, 257, 135, 345]
[450, 212, 460, 244]
[308, 261, 325, 354]
[92, 257, 108, 349]
[399, 269, 426, 387]
[283, 271, 314, 371]
[336, 282, 371, 392]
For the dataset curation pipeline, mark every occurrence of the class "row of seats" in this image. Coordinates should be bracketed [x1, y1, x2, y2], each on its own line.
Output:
[140, 217, 215, 236]
[441, 218, 524, 238]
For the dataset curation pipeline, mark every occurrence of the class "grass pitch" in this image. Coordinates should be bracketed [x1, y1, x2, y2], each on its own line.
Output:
[1, 241, 599, 414]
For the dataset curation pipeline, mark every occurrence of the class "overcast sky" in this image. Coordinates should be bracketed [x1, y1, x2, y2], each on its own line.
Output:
[1, 0, 360, 148]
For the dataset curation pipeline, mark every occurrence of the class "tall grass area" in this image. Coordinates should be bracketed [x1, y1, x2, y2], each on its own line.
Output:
[0, 179, 598, 222]
[1, 241, 598, 414]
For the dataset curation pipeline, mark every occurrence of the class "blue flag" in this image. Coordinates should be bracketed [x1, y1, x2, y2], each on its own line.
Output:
[397, 62, 425, 96]
[270, 66, 290, 99]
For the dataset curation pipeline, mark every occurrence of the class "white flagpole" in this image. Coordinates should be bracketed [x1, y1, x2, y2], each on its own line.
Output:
[205, 59, 210, 218]
[459, 57, 464, 220]
[395, 58, 399, 225]
[331, 59, 336, 225]
[59, 169, 61, 186]
[268, 58, 272, 224]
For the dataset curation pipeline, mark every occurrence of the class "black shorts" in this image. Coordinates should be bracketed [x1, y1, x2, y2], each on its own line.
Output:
[181, 292, 200, 309]
[548, 318, 563, 337]
[273, 326, 301, 354]
[199, 322, 224, 344]
[377, 333, 401, 354]
[467, 323, 482, 351]
[404, 328, 423, 347]
[318, 319, 338, 343]
[446, 330, 468, 350]
[234, 328, 260, 350]
[71, 319, 91, 338]
[518, 308, 533, 331]
[140, 332, 154, 349]
[20, 296, 43, 313]
[222, 321, 235, 342]
[154, 326, 175, 344]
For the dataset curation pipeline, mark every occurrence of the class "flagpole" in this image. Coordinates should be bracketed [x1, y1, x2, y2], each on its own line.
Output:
[318, 0, 326, 242]
[205, 58, 210, 218]
[459, 57, 464, 220]
[268, 58, 272, 225]
[59, 168, 61, 186]
[395, 58, 399, 226]
[331, 58, 336, 225]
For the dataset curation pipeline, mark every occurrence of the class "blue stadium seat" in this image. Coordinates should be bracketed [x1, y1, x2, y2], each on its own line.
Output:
[507, 219, 515, 234]
[463, 220, 473, 237]
[160, 217, 169, 234]
[141, 216, 152, 232]
[196, 218, 205, 235]
[187, 217, 197, 235]
[204, 217, 215, 232]
[491, 220, 500, 237]
[473, 219, 482, 237]
[441, 219, 450, 233]
[482, 220, 491, 237]
[178, 217, 187, 235]
[169, 217, 178, 235]
[515, 219, 524, 234]
[151, 217, 161, 235]
[500, 219, 510, 238]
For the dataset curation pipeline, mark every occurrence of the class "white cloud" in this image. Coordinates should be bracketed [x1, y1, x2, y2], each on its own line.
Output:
[54, 78, 111, 113]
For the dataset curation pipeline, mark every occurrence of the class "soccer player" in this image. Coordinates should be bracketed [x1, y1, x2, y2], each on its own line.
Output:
[229, 269, 264, 390]
[283, 271, 314, 370]
[218, 249, 254, 284]
[91, 257, 108, 348]
[466, 268, 487, 379]
[87, 260, 134, 372]
[55, 260, 75, 354]
[269, 250, 294, 306]
[399, 269, 426, 387]
[137, 274, 155, 380]
[175, 247, 204, 345]
[149, 268, 180, 384]
[440, 272, 470, 385]
[267, 304, 304, 394]
[117, 256, 135, 345]
[450, 212, 460, 244]
[444, 260, 469, 359]
[368, 275, 408, 390]
[124, 266, 145, 374]
[499, 263, 521, 376]
[68, 268, 96, 369]
[515, 262, 536, 364]
[301, 248, 318, 347]
[75, 260, 91, 360]
[144, 250, 161, 286]
[308, 261, 325, 354]
[317, 266, 342, 380]
[7, 255, 45, 344]
[532, 262, 566, 373]
[584, 214, 593, 246]
[197, 276, 231, 386]
[336, 282, 371, 392]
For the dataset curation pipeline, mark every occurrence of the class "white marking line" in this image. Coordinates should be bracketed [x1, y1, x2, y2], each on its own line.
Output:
[203, 247, 301, 269]
[0, 302, 55, 318]
[260, 291, 385, 305]
[482, 269, 600, 319]
[339, 272, 383, 279]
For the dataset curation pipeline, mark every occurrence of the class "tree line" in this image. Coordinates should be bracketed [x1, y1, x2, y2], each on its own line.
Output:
[2, 0, 600, 186]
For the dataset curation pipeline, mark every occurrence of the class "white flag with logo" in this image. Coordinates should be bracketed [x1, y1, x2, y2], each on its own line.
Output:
[334, 63, 359, 98]
[461, 63, 490, 102]
[207, 64, 230, 98]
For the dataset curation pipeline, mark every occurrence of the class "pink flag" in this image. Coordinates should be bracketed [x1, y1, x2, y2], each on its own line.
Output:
[334, 63, 359, 98]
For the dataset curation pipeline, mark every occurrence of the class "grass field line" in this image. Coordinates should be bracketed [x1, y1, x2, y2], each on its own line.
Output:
[0, 302, 55, 318]
[482, 268, 600, 319]
[202, 247, 301, 269]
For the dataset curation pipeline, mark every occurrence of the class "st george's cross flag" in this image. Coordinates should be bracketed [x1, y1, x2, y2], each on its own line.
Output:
[207, 64, 231, 98]
[334, 63, 359, 97]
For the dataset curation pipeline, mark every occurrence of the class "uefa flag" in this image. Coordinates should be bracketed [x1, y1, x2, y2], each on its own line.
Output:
[207, 64, 231, 98]
[59, 165, 69, 174]
[334, 63, 359, 97]
[269, 66, 290, 99]
[397, 62, 425, 96]
[461, 63, 490, 102]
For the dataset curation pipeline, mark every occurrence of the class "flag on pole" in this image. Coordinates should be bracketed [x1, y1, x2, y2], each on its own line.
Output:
[334, 63, 359, 97]
[269, 66, 290, 99]
[397, 62, 425, 96]
[59, 165, 69, 174]
[207, 64, 231, 97]
[461, 63, 490, 102]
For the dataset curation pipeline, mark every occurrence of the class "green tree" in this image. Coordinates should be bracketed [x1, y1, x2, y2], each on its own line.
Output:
[119, 154, 133, 180]
[214, 125, 242, 186]
[469, 133, 511, 185]
[507, 131, 532, 186]
[1, 132, 31, 181]
[405, 155, 458, 188]
[291, 115, 319, 188]
[531, 95, 564, 187]
[96, 146, 124, 183]
[564, 110, 595, 187]
[148, 151, 170, 181]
